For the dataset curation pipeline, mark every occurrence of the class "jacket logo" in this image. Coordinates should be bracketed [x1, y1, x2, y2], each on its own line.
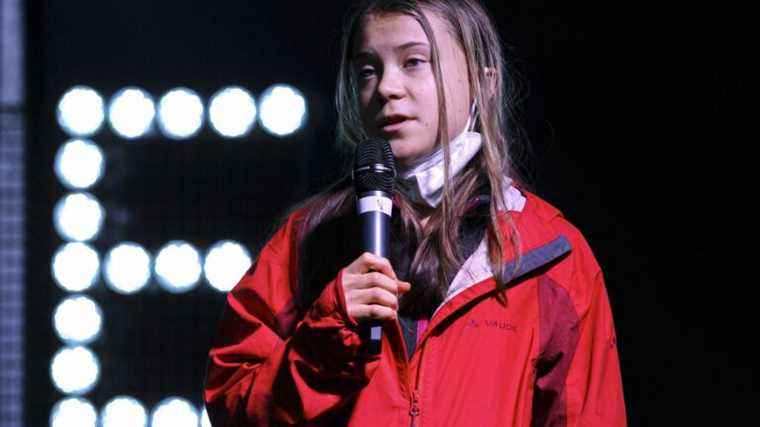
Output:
[465, 318, 517, 332]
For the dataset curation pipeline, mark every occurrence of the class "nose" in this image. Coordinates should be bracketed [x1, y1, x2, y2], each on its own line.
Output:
[376, 67, 405, 101]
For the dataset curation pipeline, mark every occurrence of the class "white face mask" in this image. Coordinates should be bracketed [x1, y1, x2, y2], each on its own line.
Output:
[396, 102, 483, 207]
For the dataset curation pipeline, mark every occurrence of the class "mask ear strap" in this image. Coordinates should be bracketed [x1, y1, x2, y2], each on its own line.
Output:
[465, 100, 479, 132]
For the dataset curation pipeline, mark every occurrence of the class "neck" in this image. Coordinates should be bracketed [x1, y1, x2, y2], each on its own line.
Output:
[395, 129, 483, 208]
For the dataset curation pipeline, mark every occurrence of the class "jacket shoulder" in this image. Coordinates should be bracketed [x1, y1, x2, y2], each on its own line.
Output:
[517, 189, 604, 312]
[228, 208, 306, 317]
[258, 208, 307, 262]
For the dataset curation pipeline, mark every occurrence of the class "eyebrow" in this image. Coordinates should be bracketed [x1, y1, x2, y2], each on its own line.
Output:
[354, 41, 430, 60]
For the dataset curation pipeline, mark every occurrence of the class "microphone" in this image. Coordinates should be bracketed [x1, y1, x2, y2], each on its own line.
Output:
[353, 138, 396, 355]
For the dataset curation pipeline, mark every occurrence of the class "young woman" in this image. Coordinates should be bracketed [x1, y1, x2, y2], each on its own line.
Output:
[204, 1, 627, 426]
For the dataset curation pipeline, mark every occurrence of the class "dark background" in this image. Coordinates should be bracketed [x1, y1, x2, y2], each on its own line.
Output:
[24, 1, 742, 425]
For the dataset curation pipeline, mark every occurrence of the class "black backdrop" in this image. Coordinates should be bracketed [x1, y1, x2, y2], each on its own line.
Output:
[25, 1, 743, 425]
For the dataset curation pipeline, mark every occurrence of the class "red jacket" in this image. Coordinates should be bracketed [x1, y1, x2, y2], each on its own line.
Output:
[204, 188, 627, 426]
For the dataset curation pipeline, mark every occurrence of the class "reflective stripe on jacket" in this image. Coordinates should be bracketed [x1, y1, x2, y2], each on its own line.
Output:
[204, 188, 627, 426]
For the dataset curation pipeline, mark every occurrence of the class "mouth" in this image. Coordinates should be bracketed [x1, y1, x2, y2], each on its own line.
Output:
[378, 114, 413, 133]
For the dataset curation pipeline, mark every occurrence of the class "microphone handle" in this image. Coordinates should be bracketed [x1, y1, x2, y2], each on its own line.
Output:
[357, 191, 392, 355]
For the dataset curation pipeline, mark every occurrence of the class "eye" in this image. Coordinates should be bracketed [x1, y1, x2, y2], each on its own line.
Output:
[405, 58, 427, 68]
[358, 66, 376, 79]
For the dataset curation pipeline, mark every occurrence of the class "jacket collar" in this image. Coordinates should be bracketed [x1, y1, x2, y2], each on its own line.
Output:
[396, 132, 483, 207]
[430, 186, 572, 321]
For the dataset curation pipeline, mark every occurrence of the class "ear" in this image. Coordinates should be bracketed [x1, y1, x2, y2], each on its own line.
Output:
[483, 67, 498, 97]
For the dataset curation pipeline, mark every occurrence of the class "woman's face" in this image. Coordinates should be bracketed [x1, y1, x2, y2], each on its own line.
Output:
[353, 11, 471, 167]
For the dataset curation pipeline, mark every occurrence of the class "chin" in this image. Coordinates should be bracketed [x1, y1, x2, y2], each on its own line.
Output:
[388, 143, 416, 165]
[391, 143, 433, 167]
[393, 151, 427, 168]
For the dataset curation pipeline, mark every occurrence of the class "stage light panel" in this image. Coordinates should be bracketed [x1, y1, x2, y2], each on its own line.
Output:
[50, 346, 100, 395]
[50, 397, 97, 427]
[208, 86, 257, 138]
[104, 242, 152, 295]
[54, 139, 105, 190]
[108, 87, 156, 139]
[154, 241, 202, 293]
[150, 397, 198, 427]
[57, 86, 105, 137]
[53, 295, 103, 345]
[204, 240, 251, 292]
[100, 396, 148, 427]
[259, 84, 307, 137]
[157, 88, 204, 139]
[52, 242, 100, 292]
[53, 192, 105, 242]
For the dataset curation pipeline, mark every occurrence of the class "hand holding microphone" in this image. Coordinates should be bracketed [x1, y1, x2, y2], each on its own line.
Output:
[341, 253, 411, 322]
[340, 137, 405, 354]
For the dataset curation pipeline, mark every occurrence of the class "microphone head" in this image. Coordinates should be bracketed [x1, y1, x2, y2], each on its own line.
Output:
[353, 138, 396, 194]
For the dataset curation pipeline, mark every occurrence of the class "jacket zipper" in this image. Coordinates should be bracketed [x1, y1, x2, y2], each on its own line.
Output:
[405, 280, 499, 427]
[394, 318, 425, 427]
[409, 389, 421, 427]
[408, 326, 427, 427]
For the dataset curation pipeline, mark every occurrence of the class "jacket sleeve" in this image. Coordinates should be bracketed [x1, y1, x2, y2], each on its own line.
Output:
[532, 214, 628, 426]
[203, 217, 380, 426]
[563, 269, 627, 426]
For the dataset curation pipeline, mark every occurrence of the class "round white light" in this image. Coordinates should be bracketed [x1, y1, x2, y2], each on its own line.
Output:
[259, 84, 307, 137]
[50, 397, 97, 427]
[204, 240, 252, 292]
[157, 88, 204, 139]
[50, 346, 100, 395]
[53, 295, 103, 345]
[104, 242, 152, 294]
[100, 395, 148, 427]
[52, 242, 100, 292]
[154, 241, 201, 293]
[54, 139, 105, 190]
[150, 397, 198, 427]
[108, 87, 156, 139]
[56, 86, 105, 137]
[208, 86, 257, 138]
[53, 192, 105, 242]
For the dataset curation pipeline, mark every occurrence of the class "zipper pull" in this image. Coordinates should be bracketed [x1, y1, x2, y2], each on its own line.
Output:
[410, 389, 421, 418]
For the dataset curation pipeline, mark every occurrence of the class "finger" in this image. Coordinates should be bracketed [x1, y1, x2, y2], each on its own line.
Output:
[345, 252, 397, 280]
[349, 287, 398, 309]
[350, 271, 399, 295]
[397, 280, 411, 294]
[349, 304, 396, 321]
